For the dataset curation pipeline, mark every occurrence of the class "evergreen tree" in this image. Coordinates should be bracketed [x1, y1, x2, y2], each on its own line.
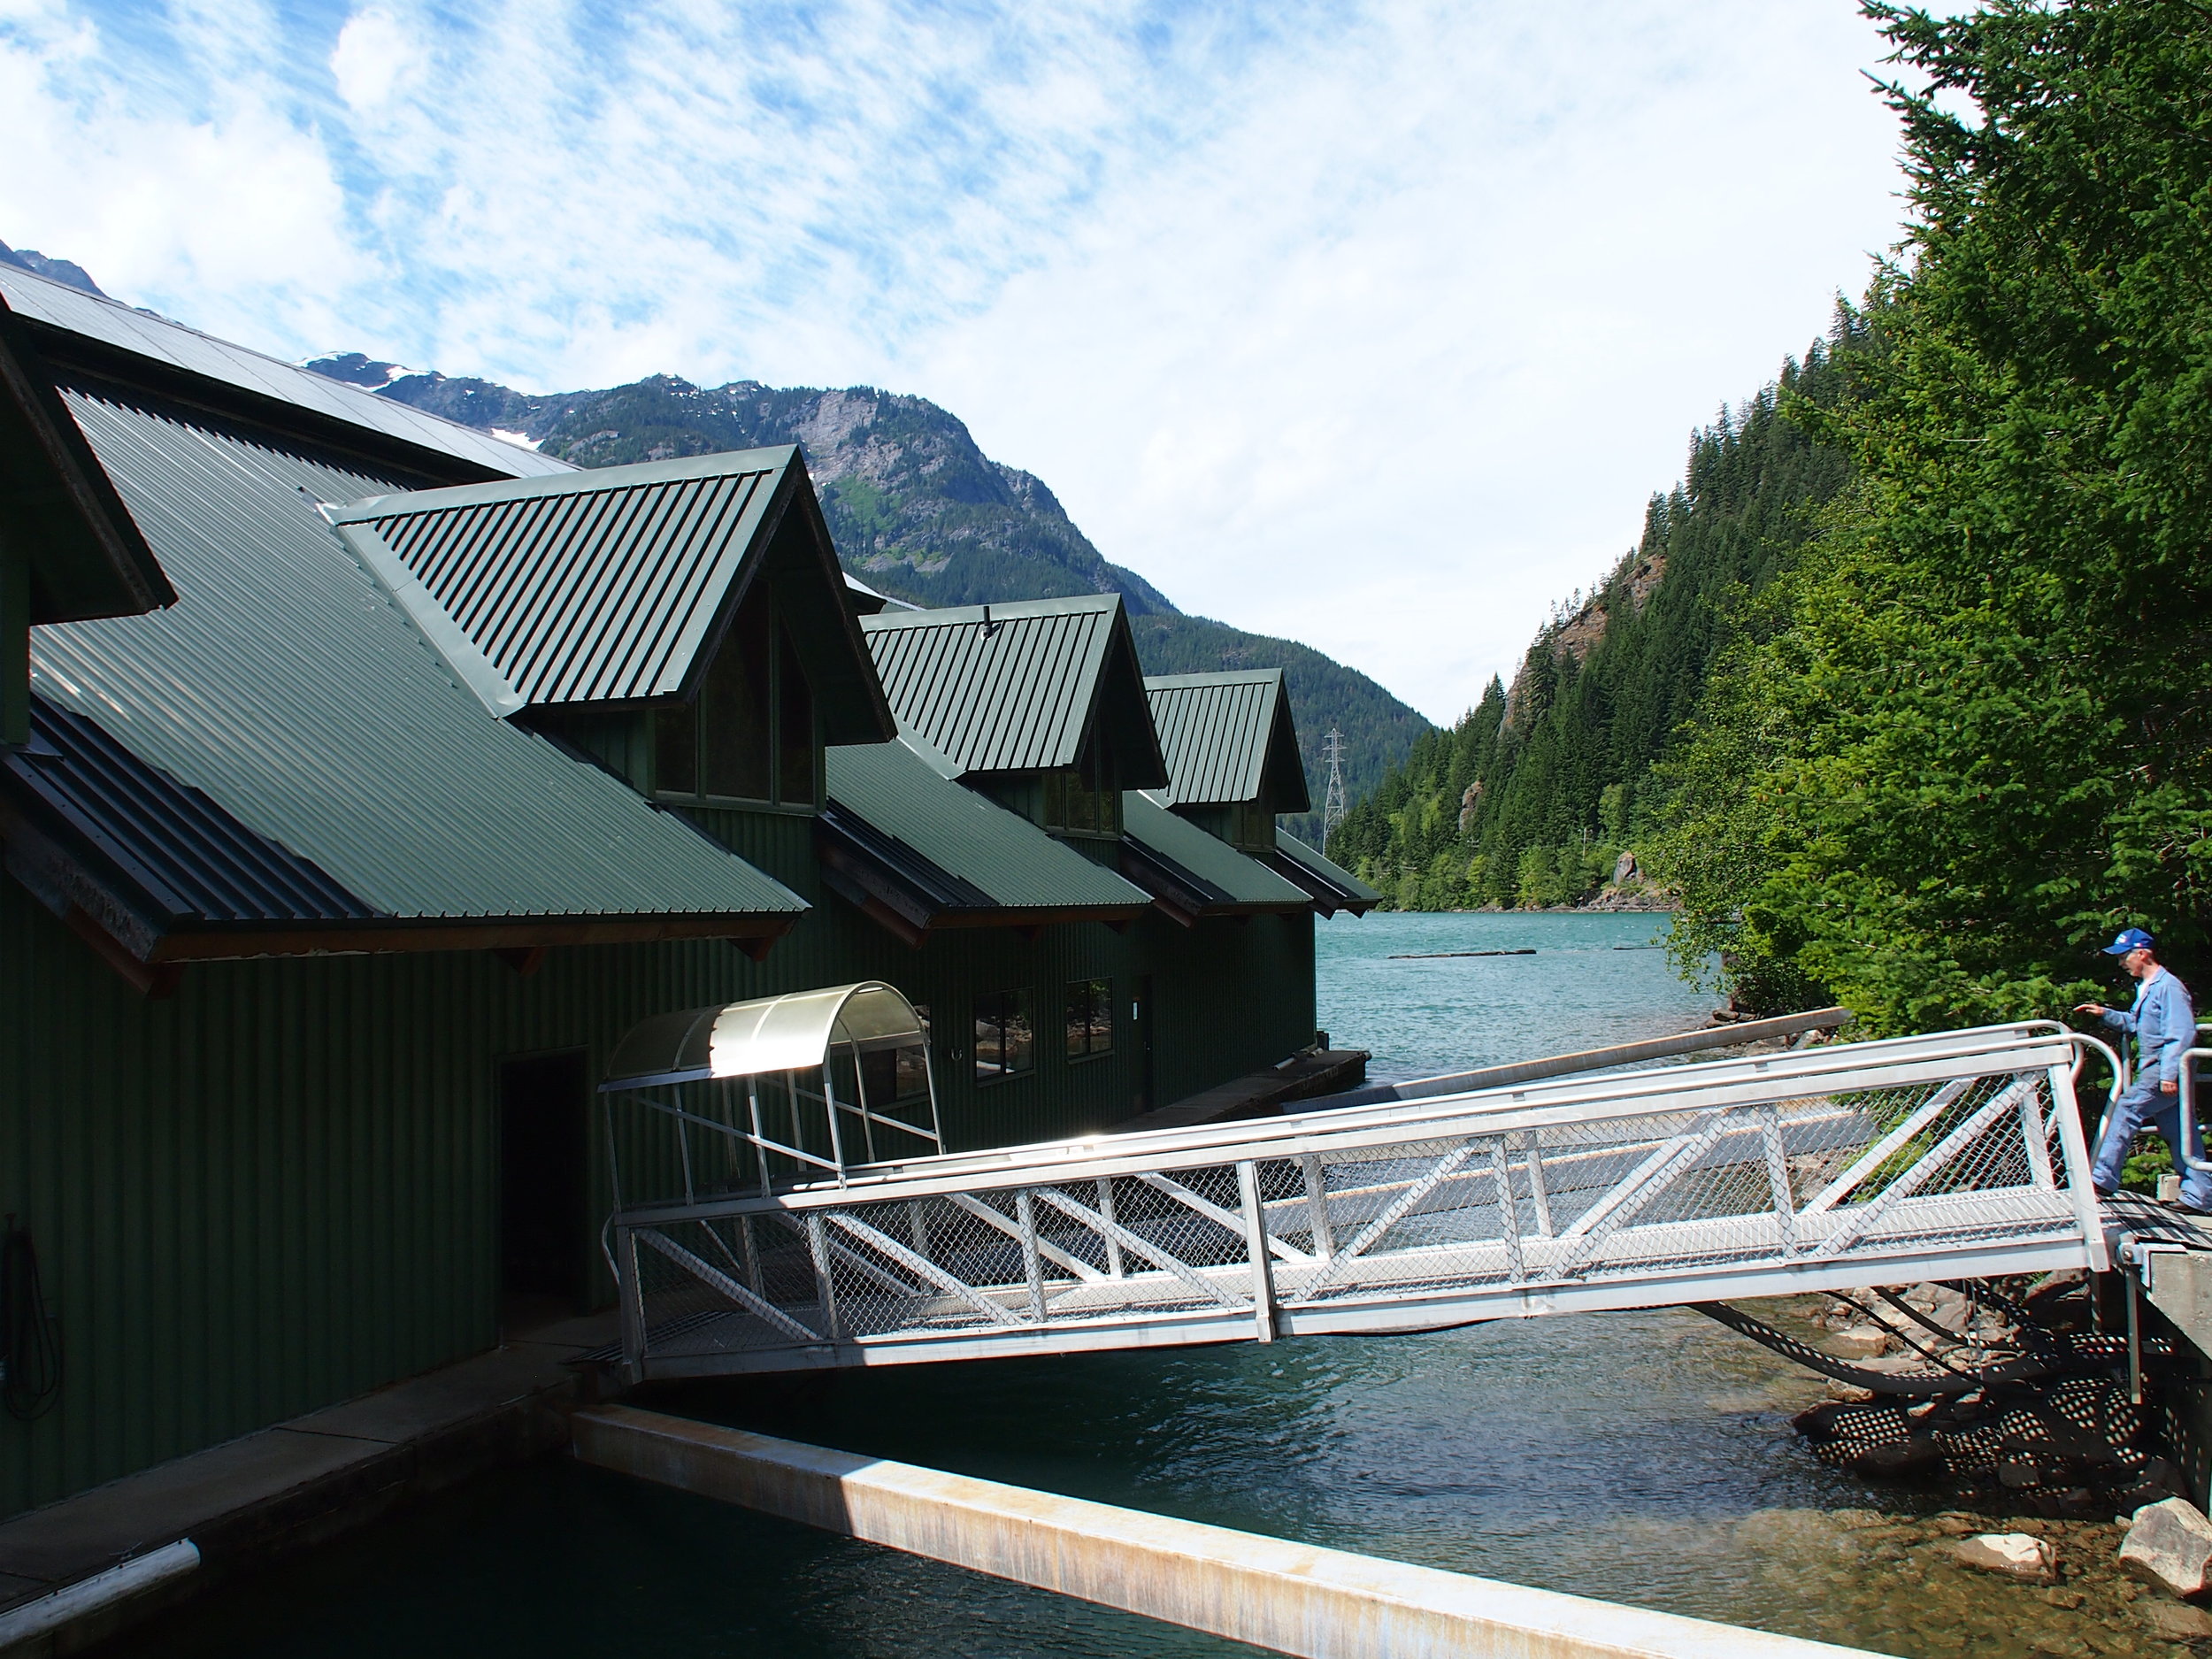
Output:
[1330, 342, 1853, 907]
[1654, 0, 2212, 1026]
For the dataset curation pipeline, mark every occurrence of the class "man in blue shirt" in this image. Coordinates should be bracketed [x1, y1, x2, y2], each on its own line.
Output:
[2078, 927, 2205, 1210]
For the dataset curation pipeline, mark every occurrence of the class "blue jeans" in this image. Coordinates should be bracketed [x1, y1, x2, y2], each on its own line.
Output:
[2093, 1077, 2212, 1204]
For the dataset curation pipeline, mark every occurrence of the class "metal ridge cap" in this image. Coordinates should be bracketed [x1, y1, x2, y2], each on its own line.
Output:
[856, 592, 1123, 632]
[328, 444, 795, 520]
[4, 271, 568, 481]
[1143, 667, 1282, 691]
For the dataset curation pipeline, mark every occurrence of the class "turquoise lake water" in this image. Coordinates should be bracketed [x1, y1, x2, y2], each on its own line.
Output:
[114, 913, 2083, 1658]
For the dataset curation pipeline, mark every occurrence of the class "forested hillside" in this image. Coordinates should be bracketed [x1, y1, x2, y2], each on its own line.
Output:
[309, 356, 1429, 814]
[1654, 0, 2212, 1028]
[1326, 342, 1854, 909]
[1340, 0, 2211, 1036]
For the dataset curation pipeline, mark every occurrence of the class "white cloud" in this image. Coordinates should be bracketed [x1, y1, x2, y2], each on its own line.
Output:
[330, 7, 419, 111]
[0, 0, 1918, 723]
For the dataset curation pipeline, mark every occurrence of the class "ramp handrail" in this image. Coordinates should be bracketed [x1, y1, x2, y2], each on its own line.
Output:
[602, 1022, 2108, 1382]
[620, 1023, 2077, 1218]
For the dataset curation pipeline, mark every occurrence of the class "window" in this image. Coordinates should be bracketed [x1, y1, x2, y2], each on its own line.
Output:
[654, 700, 698, 795]
[859, 1004, 932, 1103]
[778, 620, 816, 804]
[701, 588, 772, 799]
[1046, 744, 1119, 837]
[973, 988, 1033, 1083]
[1064, 978, 1113, 1061]
[1234, 801, 1275, 850]
[655, 585, 818, 806]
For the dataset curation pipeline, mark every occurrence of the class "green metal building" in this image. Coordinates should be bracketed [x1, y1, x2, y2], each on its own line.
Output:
[0, 262, 1376, 1521]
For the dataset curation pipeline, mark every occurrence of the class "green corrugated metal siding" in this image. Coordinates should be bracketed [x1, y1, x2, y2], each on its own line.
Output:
[1145, 910, 1317, 1107]
[0, 265, 570, 481]
[0, 813, 1317, 1521]
[1124, 793, 1312, 908]
[33, 391, 802, 923]
[825, 742, 1149, 910]
[0, 879, 762, 1519]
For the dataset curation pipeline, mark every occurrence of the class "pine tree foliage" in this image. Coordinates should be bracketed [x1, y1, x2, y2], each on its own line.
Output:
[1653, 0, 2212, 1028]
[1327, 345, 1853, 910]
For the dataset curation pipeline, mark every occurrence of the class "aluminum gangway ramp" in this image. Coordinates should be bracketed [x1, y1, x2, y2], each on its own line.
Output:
[601, 1021, 2110, 1382]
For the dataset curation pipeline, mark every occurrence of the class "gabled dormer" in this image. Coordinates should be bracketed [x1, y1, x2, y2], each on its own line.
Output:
[1142, 670, 1310, 853]
[859, 595, 1167, 842]
[0, 291, 176, 745]
[327, 447, 895, 810]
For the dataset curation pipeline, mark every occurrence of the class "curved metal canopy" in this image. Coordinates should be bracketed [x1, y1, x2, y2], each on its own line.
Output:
[601, 981, 926, 1093]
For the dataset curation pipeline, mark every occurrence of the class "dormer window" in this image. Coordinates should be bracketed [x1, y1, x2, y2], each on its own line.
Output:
[1044, 743, 1120, 838]
[655, 585, 819, 808]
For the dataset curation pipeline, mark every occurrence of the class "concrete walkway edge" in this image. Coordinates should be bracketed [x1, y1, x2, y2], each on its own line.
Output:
[572, 1404, 1897, 1659]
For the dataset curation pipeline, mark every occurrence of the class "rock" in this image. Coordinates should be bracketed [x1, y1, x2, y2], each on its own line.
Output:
[1851, 1436, 1947, 1479]
[2140, 1601, 2212, 1641]
[1611, 849, 1638, 885]
[1954, 1532, 2058, 1583]
[2119, 1498, 2212, 1597]
[1829, 1325, 1892, 1358]
[1933, 1513, 1982, 1536]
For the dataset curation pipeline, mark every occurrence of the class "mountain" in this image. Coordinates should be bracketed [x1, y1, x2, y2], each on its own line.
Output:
[1326, 332, 1855, 909]
[308, 353, 1430, 825]
[0, 239, 104, 297]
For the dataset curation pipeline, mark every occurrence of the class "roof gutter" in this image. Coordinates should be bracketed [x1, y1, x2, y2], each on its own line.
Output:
[1118, 836, 1312, 926]
[3, 800, 796, 995]
[816, 815, 1148, 948]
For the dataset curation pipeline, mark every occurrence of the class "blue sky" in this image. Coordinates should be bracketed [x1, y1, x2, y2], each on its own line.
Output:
[2, 0, 1923, 722]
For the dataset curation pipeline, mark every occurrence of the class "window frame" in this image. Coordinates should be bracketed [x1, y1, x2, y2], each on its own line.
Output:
[1064, 977, 1114, 1063]
[972, 987, 1035, 1086]
[651, 587, 822, 810]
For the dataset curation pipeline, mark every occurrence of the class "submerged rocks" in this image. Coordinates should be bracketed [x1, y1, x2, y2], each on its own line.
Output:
[1954, 1532, 2058, 1583]
[2117, 1497, 2212, 1598]
[2139, 1600, 2212, 1641]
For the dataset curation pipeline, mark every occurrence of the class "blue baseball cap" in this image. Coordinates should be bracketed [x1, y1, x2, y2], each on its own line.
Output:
[2101, 926, 2156, 956]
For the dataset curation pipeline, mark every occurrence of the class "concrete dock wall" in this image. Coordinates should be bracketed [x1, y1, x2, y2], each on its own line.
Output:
[572, 1405, 1891, 1659]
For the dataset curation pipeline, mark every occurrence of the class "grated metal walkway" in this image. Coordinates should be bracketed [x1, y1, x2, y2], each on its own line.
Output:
[602, 1022, 2109, 1381]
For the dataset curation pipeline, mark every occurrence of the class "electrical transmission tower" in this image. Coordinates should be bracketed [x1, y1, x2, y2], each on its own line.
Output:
[1321, 729, 1348, 849]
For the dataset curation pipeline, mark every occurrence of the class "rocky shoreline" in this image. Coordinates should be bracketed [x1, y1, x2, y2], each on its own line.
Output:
[1744, 1505, 2212, 1656]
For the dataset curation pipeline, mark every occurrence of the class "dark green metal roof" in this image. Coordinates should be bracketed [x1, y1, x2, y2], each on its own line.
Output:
[327, 448, 895, 743]
[1121, 791, 1311, 912]
[30, 387, 805, 926]
[4, 695, 378, 926]
[1271, 832, 1383, 914]
[824, 739, 1150, 914]
[1143, 669, 1310, 812]
[860, 595, 1167, 787]
[0, 262, 568, 484]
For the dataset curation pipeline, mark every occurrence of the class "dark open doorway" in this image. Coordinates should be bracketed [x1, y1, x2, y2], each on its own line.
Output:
[498, 1050, 588, 1333]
